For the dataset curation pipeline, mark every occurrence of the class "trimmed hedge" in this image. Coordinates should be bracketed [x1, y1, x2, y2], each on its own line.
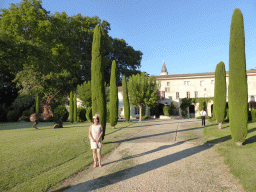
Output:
[251, 110, 256, 122]
[142, 115, 151, 120]
[163, 106, 170, 116]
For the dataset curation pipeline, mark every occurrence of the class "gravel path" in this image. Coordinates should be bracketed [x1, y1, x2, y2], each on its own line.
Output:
[48, 119, 244, 192]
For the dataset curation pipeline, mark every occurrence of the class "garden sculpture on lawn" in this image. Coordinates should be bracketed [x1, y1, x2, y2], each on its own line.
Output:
[29, 89, 63, 129]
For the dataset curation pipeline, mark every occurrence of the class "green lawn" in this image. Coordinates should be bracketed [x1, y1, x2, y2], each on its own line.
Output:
[0, 121, 137, 192]
[203, 121, 256, 192]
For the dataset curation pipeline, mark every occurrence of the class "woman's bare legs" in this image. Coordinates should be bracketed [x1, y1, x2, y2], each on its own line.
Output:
[97, 149, 102, 167]
[93, 149, 97, 168]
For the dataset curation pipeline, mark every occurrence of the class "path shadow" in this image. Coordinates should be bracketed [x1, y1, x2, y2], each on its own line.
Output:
[103, 138, 198, 167]
[104, 126, 204, 144]
[63, 135, 231, 192]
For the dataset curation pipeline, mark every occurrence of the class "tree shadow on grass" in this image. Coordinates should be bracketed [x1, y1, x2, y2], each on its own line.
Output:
[62, 135, 232, 192]
[243, 127, 256, 145]
[244, 135, 256, 145]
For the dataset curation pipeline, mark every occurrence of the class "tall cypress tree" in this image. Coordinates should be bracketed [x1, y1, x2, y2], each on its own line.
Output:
[36, 93, 40, 114]
[110, 60, 118, 128]
[229, 8, 248, 146]
[91, 25, 106, 140]
[73, 91, 77, 122]
[69, 91, 73, 123]
[122, 75, 130, 122]
[214, 61, 226, 129]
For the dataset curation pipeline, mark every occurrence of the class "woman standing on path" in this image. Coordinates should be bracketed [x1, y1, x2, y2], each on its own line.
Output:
[89, 114, 103, 168]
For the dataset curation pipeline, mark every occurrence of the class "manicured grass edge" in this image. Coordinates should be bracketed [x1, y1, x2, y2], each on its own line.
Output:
[9, 122, 136, 192]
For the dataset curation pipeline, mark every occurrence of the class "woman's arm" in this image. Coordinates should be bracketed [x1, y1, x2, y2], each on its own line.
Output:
[89, 125, 96, 142]
[96, 125, 103, 141]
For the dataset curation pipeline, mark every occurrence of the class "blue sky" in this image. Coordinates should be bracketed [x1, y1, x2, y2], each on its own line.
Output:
[1, 0, 256, 76]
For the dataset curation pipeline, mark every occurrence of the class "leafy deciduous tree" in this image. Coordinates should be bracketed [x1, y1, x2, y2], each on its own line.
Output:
[128, 72, 159, 122]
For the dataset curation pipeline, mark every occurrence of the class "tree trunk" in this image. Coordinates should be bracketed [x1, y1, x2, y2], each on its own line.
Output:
[139, 106, 142, 122]
[236, 141, 243, 146]
[218, 122, 222, 129]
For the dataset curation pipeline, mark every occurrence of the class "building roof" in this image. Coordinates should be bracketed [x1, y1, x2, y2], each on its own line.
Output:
[155, 69, 256, 80]
[161, 60, 167, 73]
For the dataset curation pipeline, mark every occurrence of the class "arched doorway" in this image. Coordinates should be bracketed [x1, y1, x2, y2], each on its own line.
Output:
[189, 104, 195, 118]
[211, 104, 213, 117]
[249, 101, 256, 111]
[150, 103, 164, 118]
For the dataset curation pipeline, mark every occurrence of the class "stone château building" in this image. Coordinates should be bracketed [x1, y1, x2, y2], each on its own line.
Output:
[69, 59, 256, 120]
[154, 59, 256, 118]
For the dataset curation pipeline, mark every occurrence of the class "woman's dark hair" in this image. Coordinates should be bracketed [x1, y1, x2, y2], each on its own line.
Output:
[92, 116, 99, 122]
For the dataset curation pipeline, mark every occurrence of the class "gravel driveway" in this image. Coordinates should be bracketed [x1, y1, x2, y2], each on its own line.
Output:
[48, 119, 244, 192]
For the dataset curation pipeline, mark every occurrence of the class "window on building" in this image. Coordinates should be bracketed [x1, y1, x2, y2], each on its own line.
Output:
[135, 107, 139, 114]
[165, 87, 170, 92]
[120, 107, 123, 111]
[187, 81, 190, 85]
[204, 88, 207, 91]
[211, 80, 214, 84]
[184, 81, 187, 85]
[204, 93, 207, 97]
[176, 92, 179, 99]
[251, 96, 255, 101]
[187, 92, 190, 98]
[167, 82, 170, 86]
[200, 81, 204, 86]
[195, 91, 198, 98]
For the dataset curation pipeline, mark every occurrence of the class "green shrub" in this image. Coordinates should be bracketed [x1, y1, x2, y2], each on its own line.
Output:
[19, 109, 31, 122]
[77, 107, 86, 122]
[22, 109, 31, 117]
[53, 105, 69, 122]
[142, 115, 151, 120]
[196, 116, 201, 119]
[163, 106, 170, 116]
[86, 107, 92, 122]
[0, 104, 7, 122]
[251, 110, 256, 122]
[7, 110, 20, 122]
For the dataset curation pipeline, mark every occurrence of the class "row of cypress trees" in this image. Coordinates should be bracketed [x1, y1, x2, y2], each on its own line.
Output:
[214, 8, 247, 146]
